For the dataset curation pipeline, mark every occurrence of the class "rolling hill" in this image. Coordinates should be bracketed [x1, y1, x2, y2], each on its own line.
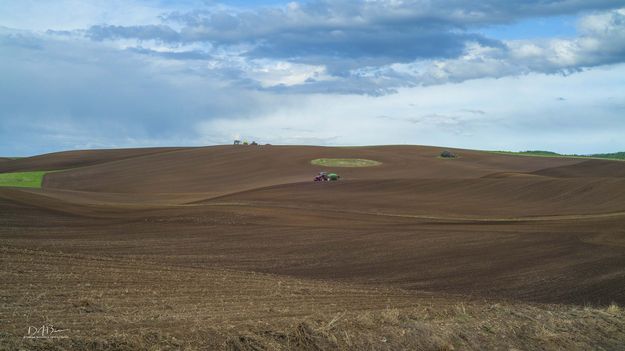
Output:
[1, 145, 624, 350]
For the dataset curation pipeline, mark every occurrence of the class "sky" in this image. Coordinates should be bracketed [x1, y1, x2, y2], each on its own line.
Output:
[1, 0, 625, 156]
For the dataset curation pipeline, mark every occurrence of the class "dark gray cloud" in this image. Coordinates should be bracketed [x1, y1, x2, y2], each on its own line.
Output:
[73, 1, 625, 95]
[93, 0, 621, 64]
[88, 15, 502, 68]
[162, 0, 624, 33]
[245, 28, 500, 64]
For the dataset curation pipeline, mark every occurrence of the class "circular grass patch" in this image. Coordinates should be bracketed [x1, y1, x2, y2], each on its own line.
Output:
[310, 158, 382, 167]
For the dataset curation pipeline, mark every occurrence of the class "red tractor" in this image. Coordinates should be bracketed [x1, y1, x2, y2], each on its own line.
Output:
[314, 172, 328, 181]
[314, 172, 340, 181]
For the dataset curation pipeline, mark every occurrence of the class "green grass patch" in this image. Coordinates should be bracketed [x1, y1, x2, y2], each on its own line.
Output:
[491, 150, 625, 161]
[590, 152, 625, 160]
[0, 171, 49, 188]
[511, 150, 561, 157]
[311, 158, 382, 167]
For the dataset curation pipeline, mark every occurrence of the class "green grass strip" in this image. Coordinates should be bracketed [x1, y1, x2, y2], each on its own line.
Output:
[311, 158, 382, 167]
[491, 150, 625, 161]
[0, 171, 49, 188]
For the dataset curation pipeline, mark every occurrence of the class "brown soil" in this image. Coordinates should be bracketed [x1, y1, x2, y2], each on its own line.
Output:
[1, 145, 624, 350]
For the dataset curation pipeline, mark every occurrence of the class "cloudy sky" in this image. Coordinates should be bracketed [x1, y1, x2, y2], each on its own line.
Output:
[1, 0, 624, 156]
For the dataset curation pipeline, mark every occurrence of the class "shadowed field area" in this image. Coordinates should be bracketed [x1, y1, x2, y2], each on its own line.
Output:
[1, 145, 624, 349]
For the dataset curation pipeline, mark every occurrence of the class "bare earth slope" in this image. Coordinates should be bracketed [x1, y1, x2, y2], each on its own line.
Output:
[0, 147, 186, 173]
[531, 159, 625, 178]
[41, 145, 583, 193]
[1, 145, 624, 349]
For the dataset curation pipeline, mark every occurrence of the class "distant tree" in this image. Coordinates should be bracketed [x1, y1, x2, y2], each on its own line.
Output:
[440, 150, 456, 158]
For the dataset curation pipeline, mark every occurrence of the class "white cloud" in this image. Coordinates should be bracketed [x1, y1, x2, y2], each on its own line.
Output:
[198, 63, 625, 153]
[372, 8, 625, 88]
